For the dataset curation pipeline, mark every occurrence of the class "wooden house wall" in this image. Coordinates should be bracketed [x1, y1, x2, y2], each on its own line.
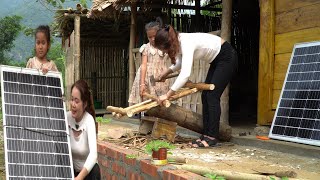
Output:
[258, 0, 320, 125]
[273, 0, 320, 109]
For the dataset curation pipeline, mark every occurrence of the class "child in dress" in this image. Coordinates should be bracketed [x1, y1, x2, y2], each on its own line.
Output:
[128, 18, 170, 105]
[26, 25, 58, 74]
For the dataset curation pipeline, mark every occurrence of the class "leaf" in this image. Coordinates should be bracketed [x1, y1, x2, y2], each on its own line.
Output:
[145, 140, 175, 154]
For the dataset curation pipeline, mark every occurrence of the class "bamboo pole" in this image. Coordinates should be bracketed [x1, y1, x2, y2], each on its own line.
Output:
[143, 92, 171, 107]
[184, 82, 215, 90]
[74, 15, 81, 81]
[177, 165, 284, 180]
[128, 2, 137, 96]
[107, 99, 153, 116]
[127, 88, 198, 117]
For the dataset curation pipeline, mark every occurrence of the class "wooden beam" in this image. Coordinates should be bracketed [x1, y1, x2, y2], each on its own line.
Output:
[128, 2, 137, 99]
[258, 0, 275, 125]
[219, 0, 233, 125]
[135, 2, 222, 11]
[74, 15, 81, 81]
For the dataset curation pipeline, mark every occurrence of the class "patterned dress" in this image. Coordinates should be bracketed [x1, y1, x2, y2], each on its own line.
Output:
[26, 57, 58, 72]
[128, 43, 170, 104]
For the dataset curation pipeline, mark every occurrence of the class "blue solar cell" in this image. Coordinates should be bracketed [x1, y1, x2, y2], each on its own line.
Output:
[270, 42, 320, 146]
[0, 66, 73, 179]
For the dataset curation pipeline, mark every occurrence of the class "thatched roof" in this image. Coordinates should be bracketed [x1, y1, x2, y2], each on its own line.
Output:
[87, 0, 203, 19]
[88, 0, 129, 19]
[54, 0, 219, 41]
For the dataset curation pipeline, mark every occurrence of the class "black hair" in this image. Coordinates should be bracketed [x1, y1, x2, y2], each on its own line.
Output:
[71, 79, 96, 120]
[145, 17, 163, 31]
[35, 25, 51, 44]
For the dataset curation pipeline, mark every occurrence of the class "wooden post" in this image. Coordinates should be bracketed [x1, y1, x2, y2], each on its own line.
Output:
[195, 0, 200, 32]
[74, 15, 81, 81]
[65, 32, 75, 110]
[128, 2, 137, 96]
[258, 0, 275, 125]
[220, 0, 233, 125]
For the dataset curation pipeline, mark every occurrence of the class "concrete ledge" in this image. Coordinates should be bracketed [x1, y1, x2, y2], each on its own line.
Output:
[230, 135, 320, 159]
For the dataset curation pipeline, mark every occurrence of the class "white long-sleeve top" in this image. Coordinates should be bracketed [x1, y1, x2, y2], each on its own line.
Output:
[169, 33, 222, 91]
[67, 111, 97, 173]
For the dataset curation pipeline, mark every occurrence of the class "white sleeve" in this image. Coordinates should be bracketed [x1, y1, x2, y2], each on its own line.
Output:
[83, 114, 97, 173]
[170, 43, 194, 91]
[169, 57, 182, 73]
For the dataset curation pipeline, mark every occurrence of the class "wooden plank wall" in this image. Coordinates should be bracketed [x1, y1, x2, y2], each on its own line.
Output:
[272, 0, 320, 110]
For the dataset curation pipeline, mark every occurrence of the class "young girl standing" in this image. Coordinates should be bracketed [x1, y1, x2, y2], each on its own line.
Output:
[26, 25, 58, 74]
[128, 18, 169, 105]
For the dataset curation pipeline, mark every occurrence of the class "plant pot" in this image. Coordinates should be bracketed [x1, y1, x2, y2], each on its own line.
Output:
[151, 148, 168, 165]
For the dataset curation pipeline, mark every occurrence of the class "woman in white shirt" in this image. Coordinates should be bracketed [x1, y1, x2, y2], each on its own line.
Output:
[154, 25, 238, 148]
[68, 80, 100, 179]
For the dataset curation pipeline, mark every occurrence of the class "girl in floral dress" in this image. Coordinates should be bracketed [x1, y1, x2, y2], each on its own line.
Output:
[128, 18, 169, 105]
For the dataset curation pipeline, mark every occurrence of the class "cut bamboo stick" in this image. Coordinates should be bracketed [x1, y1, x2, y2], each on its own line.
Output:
[143, 92, 171, 107]
[177, 165, 285, 180]
[106, 99, 153, 116]
[184, 82, 215, 90]
[169, 88, 198, 100]
[127, 88, 198, 117]
[107, 106, 127, 115]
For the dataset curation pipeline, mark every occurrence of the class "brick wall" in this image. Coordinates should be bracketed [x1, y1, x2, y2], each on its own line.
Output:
[97, 141, 206, 180]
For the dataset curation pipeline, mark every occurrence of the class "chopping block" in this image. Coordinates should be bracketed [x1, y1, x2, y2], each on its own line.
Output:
[139, 116, 177, 142]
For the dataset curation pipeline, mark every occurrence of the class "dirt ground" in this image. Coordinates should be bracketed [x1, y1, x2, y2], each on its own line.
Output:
[98, 121, 320, 180]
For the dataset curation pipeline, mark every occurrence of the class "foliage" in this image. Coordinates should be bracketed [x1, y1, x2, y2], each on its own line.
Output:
[126, 154, 138, 159]
[0, 15, 22, 63]
[145, 140, 175, 154]
[48, 43, 66, 79]
[96, 117, 111, 124]
[204, 173, 226, 180]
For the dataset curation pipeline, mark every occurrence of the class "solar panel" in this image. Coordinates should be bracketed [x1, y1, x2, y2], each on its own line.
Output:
[0, 65, 74, 179]
[269, 41, 320, 147]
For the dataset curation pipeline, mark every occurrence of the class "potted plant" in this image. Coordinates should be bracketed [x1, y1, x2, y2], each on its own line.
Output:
[145, 140, 175, 165]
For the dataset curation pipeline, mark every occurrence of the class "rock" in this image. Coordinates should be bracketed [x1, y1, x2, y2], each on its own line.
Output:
[254, 126, 270, 136]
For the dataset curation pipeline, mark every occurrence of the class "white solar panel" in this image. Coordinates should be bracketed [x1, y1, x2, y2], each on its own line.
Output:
[0, 65, 74, 179]
[269, 41, 320, 147]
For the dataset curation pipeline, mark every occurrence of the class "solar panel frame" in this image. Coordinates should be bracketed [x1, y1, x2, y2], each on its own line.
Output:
[269, 41, 320, 147]
[0, 65, 74, 179]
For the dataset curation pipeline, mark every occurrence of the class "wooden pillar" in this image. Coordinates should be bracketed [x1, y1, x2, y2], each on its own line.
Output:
[195, 0, 200, 32]
[129, 2, 137, 95]
[74, 15, 81, 81]
[258, 0, 275, 125]
[65, 32, 75, 111]
[220, 0, 233, 125]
